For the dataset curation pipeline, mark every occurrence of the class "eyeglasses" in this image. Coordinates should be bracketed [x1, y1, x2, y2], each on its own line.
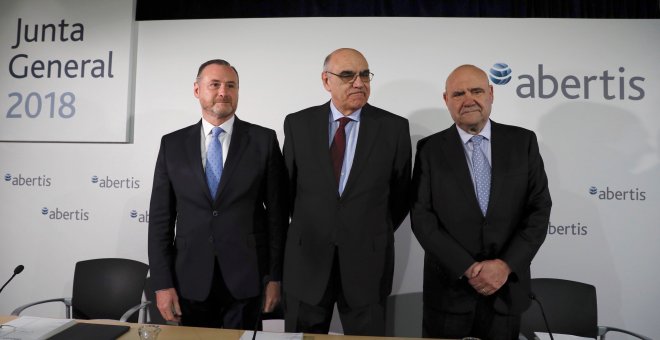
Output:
[325, 70, 374, 83]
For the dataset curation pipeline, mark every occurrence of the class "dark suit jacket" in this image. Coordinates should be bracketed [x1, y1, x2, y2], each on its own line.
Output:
[282, 102, 411, 308]
[148, 116, 288, 302]
[411, 120, 551, 315]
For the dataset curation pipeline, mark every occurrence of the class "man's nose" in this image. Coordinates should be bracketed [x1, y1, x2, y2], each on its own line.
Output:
[352, 75, 365, 88]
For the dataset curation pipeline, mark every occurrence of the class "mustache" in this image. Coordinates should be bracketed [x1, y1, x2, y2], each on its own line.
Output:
[214, 97, 232, 103]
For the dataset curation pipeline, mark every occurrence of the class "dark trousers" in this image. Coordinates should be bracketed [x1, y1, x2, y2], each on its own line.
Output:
[179, 260, 261, 330]
[422, 295, 520, 340]
[284, 252, 385, 336]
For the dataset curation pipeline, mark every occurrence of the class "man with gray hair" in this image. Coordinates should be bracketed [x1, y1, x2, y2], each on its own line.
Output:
[282, 48, 411, 335]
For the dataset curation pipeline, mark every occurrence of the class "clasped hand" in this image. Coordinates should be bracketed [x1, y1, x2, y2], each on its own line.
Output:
[464, 259, 511, 296]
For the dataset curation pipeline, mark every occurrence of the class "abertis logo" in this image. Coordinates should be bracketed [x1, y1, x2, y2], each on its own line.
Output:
[488, 62, 645, 100]
[41, 207, 90, 220]
[589, 186, 646, 201]
[91, 175, 140, 189]
[130, 209, 149, 223]
[488, 63, 512, 85]
[4, 172, 52, 187]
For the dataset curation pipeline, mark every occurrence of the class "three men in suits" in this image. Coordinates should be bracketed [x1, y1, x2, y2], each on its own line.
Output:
[282, 48, 411, 335]
[148, 59, 288, 328]
[410, 65, 552, 339]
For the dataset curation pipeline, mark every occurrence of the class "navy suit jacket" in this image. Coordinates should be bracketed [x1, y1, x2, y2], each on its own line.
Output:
[411, 120, 551, 315]
[148, 116, 288, 301]
[282, 102, 411, 308]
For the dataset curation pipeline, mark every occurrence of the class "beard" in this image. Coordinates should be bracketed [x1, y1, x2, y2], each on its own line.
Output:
[208, 101, 235, 119]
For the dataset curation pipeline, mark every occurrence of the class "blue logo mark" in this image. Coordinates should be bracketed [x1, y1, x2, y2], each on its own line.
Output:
[489, 63, 512, 85]
[41, 207, 49, 215]
[4, 173, 10, 181]
[91, 176, 98, 183]
[130, 210, 138, 218]
[589, 186, 598, 195]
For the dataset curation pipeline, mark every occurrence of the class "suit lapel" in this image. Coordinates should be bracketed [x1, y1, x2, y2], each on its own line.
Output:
[488, 121, 505, 214]
[185, 121, 213, 201]
[441, 126, 481, 213]
[342, 104, 380, 197]
[216, 116, 249, 202]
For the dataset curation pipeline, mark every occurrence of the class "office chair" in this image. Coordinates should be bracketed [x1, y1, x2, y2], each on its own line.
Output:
[12, 258, 149, 323]
[520, 278, 651, 340]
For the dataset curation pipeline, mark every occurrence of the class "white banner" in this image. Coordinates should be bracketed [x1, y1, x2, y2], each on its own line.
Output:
[0, 8, 658, 339]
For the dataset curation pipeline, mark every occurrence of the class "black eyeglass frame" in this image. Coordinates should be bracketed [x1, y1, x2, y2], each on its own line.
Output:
[325, 70, 374, 83]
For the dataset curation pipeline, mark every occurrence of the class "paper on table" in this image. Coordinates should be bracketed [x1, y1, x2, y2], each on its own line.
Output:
[535, 332, 593, 340]
[0, 316, 76, 340]
[241, 330, 303, 340]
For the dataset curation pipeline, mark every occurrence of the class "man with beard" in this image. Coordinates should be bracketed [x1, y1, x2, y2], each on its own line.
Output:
[148, 59, 288, 328]
[411, 64, 551, 340]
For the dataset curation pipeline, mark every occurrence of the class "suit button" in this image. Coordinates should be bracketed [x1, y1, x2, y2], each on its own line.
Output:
[212, 211, 219, 217]
[209, 236, 214, 243]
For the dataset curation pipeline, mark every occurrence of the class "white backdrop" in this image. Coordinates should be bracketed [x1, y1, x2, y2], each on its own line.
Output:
[1, 5, 659, 338]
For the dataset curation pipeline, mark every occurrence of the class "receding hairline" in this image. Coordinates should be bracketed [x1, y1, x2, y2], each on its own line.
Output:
[322, 48, 367, 71]
[196, 59, 239, 84]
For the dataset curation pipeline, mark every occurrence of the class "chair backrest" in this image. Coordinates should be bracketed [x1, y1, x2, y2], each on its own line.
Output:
[520, 278, 598, 339]
[71, 258, 148, 322]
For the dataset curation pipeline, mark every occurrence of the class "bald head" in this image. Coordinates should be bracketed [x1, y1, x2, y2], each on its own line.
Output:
[323, 48, 367, 71]
[443, 64, 494, 134]
[445, 65, 490, 90]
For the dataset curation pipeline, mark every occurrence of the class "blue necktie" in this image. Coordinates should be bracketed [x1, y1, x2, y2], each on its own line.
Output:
[206, 127, 224, 199]
[471, 135, 490, 216]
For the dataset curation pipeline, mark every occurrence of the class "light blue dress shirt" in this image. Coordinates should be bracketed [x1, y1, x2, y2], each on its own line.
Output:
[328, 102, 361, 195]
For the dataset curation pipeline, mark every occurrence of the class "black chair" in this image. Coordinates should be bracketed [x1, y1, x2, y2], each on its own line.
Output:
[520, 278, 651, 340]
[12, 258, 149, 323]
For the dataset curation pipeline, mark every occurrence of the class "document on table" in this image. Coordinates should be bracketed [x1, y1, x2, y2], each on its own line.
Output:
[0, 316, 76, 340]
[241, 330, 303, 340]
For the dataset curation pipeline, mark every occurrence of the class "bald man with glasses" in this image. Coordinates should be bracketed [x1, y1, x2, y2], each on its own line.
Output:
[282, 48, 411, 336]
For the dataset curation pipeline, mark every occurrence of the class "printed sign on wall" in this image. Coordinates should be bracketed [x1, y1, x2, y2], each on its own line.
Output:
[0, 0, 135, 142]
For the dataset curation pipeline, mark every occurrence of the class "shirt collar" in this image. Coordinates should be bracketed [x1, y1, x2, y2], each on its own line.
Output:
[202, 114, 235, 136]
[457, 119, 491, 145]
[329, 101, 362, 122]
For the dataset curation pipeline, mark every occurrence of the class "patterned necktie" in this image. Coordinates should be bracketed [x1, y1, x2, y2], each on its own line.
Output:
[330, 117, 351, 186]
[471, 135, 491, 216]
[206, 127, 224, 199]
